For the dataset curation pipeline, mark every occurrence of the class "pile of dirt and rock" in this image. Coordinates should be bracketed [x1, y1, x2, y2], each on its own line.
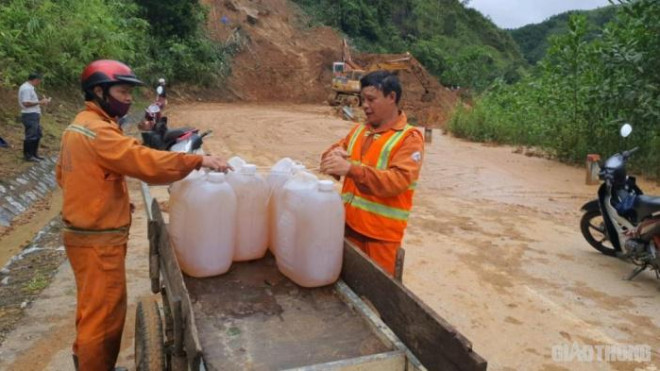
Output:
[203, 0, 341, 103]
[353, 53, 457, 128]
[201, 0, 457, 127]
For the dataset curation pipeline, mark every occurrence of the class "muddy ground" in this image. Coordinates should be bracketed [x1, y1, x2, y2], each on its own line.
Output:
[0, 103, 659, 371]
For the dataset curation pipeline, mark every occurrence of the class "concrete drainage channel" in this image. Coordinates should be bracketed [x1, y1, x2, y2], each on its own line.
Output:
[0, 157, 59, 227]
[0, 157, 67, 344]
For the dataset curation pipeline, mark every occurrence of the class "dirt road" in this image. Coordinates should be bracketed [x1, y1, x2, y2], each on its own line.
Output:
[1, 103, 658, 370]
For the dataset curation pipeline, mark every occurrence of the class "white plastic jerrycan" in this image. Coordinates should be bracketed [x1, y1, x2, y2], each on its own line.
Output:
[227, 164, 269, 261]
[169, 168, 203, 195]
[276, 175, 345, 287]
[168, 169, 203, 246]
[267, 158, 302, 252]
[228, 156, 247, 172]
[170, 172, 237, 277]
[267, 157, 295, 192]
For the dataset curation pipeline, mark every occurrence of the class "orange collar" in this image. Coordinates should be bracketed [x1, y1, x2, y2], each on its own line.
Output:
[84, 101, 116, 123]
[367, 111, 408, 134]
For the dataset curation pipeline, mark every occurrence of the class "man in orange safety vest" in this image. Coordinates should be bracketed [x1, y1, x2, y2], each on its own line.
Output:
[320, 70, 424, 276]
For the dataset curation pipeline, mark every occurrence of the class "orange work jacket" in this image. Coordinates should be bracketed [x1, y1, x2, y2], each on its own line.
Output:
[325, 112, 424, 242]
[56, 102, 203, 246]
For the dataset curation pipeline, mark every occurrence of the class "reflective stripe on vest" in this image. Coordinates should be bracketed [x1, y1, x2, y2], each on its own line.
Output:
[346, 125, 366, 155]
[341, 192, 410, 221]
[65, 124, 96, 139]
[344, 124, 417, 224]
[348, 124, 415, 170]
[376, 125, 414, 169]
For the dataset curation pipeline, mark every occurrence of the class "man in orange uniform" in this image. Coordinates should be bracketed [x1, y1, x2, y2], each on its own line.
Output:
[320, 70, 424, 276]
[56, 60, 230, 371]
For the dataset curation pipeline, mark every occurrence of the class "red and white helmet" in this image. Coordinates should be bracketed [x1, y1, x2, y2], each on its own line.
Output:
[80, 59, 144, 92]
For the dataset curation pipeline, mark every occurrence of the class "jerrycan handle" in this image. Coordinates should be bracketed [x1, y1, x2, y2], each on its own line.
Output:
[318, 180, 335, 192]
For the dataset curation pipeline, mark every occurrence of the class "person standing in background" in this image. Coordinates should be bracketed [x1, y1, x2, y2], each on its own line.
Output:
[18, 72, 51, 162]
[156, 77, 167, 109]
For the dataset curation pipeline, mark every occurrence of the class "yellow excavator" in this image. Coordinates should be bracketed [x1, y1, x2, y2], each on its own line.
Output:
[329, 40, 436, 106]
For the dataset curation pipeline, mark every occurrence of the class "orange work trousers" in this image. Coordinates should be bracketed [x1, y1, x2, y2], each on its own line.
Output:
[345, 226, 400, 276]
[65, 244, 127, 371]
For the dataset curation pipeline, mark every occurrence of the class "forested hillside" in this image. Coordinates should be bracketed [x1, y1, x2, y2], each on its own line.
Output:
[0, 0, 228, 88]
[510, 5, 617, 64]
[0, 0, 528, 96]
[451, 0, 660, 178]
[0, 0, 233, 177]
[292, 0, 527, 91]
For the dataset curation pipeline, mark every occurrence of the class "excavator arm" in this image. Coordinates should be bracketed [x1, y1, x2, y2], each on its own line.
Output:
[330, 41, 436, 106]
[407, 57, 436, 102]
[342, 39, 363, 71]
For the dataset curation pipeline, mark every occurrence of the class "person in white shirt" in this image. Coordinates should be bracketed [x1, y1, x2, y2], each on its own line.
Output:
[18, 73, 50, 161]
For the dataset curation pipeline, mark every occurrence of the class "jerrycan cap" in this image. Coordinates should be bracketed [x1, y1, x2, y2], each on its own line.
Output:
[208, 172, 226, 183]
[318, 180, 334, 192]
[242, 164, 257, 174]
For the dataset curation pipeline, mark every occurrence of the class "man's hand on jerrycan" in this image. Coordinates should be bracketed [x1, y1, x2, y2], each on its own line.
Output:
[202, 155, 233, 173]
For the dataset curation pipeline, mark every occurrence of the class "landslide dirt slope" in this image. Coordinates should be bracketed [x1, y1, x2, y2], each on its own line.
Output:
[354, 53, 457, 128]
[203, 0, 340, 103]
[202, 0, 457, 127]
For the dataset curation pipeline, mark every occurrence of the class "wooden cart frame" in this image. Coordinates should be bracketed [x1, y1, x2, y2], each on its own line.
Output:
[138, 188, 487, 371]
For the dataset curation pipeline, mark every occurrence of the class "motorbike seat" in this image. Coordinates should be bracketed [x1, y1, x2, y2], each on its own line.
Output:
[141, 131, 167, 150]
[163, 127, 194, 142]
[634, 195, 660, 221]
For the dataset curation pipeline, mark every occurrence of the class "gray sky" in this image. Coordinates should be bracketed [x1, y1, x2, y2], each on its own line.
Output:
[468, 0, 613, 29]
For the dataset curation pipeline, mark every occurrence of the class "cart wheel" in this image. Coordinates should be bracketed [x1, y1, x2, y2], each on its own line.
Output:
[135, 298, 165, 371]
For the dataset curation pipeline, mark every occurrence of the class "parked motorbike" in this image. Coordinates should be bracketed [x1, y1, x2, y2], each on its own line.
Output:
[579, 124, 660, 280]
[140, 102, 210, 154]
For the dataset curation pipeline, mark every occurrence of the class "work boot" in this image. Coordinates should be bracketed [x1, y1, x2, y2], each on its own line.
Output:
[23, 140, 37, 162]
[32, 138, 45, 161]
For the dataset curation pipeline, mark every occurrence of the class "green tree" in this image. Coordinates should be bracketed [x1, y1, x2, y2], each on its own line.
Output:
[0, 0, 148, 86]
[134, 0, 229, 84]
[450, 0, 660, 177]
[538, 15, 595, 159]
[443, 46, 500, 91]
[134, 0, 201, 40]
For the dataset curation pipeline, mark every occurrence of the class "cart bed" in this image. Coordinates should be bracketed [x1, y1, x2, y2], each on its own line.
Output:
[184, 255, 389, 370]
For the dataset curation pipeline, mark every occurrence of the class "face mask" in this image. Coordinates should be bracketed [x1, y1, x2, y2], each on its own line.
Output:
[104, 94, 131, 118]
[97, 86, 132, 119]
